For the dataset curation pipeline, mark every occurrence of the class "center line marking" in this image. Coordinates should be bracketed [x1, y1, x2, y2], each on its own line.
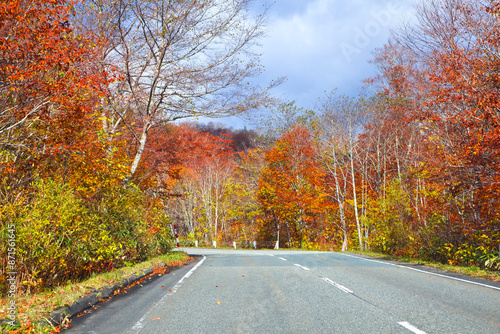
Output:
[322, 277, 353, 294]
[294, 263, 310, 271]
[398, 321, 427, 334]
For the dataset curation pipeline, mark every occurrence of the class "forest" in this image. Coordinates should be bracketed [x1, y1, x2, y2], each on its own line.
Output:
[1, 0, 500, 294]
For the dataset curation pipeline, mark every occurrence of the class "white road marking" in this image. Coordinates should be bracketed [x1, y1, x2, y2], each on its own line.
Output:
[293, 263, 310, 271]
[130, 256, 206, 333]
[278, 257, 287, 261]
[322, 277, 353, 294]
[398, 321, 427, 334]
[341, 253, 500, 292]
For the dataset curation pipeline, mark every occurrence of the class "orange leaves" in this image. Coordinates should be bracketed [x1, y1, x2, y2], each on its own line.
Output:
[139, 123, 235, 190]
[408, 1, 500, 231]
[258, 126, 326, 245]
[360, 0, 500, 261]
[0, 0, 113, 194]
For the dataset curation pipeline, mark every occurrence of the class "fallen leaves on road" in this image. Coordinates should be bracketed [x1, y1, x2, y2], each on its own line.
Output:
[151, 318, 160, 320]
[217, 301, 221, 304]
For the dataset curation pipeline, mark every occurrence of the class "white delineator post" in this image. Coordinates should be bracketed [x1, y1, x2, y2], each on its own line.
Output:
[174, 224, 179, 248]
[274, 225, 280, 250]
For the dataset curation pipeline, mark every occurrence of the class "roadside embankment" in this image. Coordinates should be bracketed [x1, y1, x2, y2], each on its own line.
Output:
[0, 251, 192, 333]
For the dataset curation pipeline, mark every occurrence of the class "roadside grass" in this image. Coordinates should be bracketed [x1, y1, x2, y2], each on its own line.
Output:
[349, 249, 500, 282]
[0, 251, 191, 334]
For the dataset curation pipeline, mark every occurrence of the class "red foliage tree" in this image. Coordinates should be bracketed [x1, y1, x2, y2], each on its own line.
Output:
[0, 0, 111, 197]
[398, 0, 500, 239]
[258, 126, 326, 248]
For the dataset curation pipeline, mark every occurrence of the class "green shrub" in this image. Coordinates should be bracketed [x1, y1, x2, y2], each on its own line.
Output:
[95, 184, 172, 265]
[1, 178, 173, 294]
[17, 178, 119, 291]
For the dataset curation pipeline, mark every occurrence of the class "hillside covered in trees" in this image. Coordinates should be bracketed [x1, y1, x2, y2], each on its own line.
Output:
[1, 0, 500, 295]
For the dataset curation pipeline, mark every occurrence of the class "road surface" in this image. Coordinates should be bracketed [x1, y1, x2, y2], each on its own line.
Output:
[65, 248, 500, 333]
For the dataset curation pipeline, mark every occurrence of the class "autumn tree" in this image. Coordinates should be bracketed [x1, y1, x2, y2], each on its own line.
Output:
[194, 143, 234, 243]
[146, 124, 213, 237]
[258, 126, 326, 248]
[358, 40, 430, 255]
[195, 122, 261, 152]
[74, 0, 279, 183]
[258, 101, 317, 141]
[350, 0, 500, 265]
[0, 0, 166, 292]
[317, 92, 368, 250]
[393, 0, 500, 252]
[154, 124, 235, 243]
[0, 0, 109, 200]
[226, 148, 267, 245]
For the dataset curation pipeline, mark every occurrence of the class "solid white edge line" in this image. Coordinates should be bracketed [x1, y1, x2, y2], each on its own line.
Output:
[340, 253, 500, 292]
[398, 321, 427, 334]
[131, 255, 206, 333]
[322, 277, 353, 294]
[293, 263, 310, 271]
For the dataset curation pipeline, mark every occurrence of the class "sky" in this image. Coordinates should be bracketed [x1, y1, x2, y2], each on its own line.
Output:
[222, 0, 417, 129]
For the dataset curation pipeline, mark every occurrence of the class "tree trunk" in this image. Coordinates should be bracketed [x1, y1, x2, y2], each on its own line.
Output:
[350, 141, 363, 250]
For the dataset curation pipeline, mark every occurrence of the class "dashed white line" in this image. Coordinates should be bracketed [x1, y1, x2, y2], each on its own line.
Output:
[398, 321, 427, 334]
[322, 277, 353, 294]
[340, 253, 500, 292]
[293, 263, 310, 271]
[278, 257, 287, 261]
[130, 255, 206, 333]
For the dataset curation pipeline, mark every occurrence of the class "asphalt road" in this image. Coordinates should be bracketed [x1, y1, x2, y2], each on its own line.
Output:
[65, 248, 500, 334]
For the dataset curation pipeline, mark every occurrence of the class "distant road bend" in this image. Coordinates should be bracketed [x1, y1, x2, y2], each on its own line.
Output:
[67, 249, 500, 334]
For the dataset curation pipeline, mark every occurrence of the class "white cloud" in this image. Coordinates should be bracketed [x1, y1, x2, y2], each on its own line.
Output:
[254, 0, 414, 107]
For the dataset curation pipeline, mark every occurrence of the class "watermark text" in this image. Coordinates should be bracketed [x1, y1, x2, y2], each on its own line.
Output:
[5, 224, 17, 326]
